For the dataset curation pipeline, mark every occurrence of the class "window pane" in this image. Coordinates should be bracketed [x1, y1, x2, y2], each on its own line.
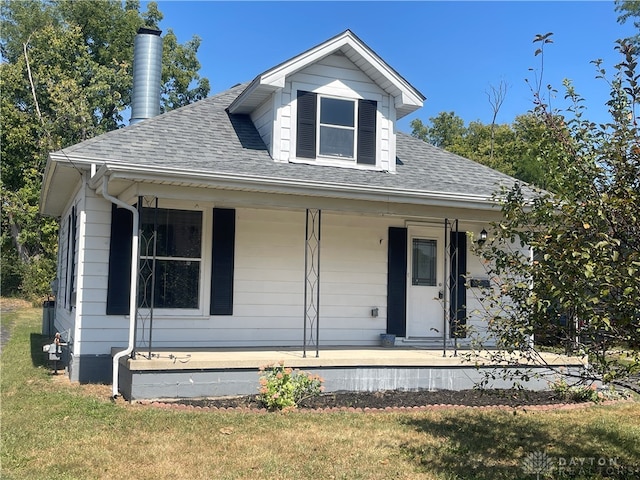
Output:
[141, 208, 202, 258]
[412, 239, 437, 286]
[319, 126, 354, 158]
[138, 259, 200, 309]
[320, 97, 354, 127]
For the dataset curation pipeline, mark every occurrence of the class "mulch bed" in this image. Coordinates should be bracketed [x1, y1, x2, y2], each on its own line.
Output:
[152, 389, 603, 412]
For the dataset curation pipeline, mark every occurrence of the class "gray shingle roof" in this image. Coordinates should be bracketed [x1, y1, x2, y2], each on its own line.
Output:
[57, 83, 520, 201]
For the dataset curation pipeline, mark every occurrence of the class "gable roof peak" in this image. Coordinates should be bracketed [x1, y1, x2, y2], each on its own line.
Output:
[228, 30, 424, 119]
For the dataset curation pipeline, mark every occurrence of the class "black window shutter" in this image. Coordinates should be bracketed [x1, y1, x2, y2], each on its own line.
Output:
[449, 231, 467, 338]
[106, 205, 133, 315]
[210, 208, 235, 315]
[69, 206, 77, 308]
[64, 213, 72, 309]
[357, 99, 377, 165]
[296, 90, 317, 159]
[387, 227, 407, 336]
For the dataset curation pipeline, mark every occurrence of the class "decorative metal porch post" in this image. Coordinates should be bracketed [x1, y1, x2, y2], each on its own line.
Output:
[443, 218, 460, 357]
[136, 196, 159, 359]
[303, 208, 321, 358]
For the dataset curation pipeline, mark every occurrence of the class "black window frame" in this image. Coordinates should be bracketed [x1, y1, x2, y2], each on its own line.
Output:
[411, 238, 438, 287]
[138, 206, 203, 310]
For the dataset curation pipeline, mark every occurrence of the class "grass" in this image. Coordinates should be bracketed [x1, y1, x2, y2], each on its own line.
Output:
[2, 305, 640, 480]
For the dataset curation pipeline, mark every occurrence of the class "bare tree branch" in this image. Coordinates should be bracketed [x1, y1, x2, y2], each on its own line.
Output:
[23, 36, 44, 126]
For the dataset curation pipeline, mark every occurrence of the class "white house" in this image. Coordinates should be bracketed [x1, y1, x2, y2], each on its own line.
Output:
[40, 30, 544, 396]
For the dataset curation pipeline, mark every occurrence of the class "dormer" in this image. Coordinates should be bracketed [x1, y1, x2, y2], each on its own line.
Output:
[227, 30, 425, 173]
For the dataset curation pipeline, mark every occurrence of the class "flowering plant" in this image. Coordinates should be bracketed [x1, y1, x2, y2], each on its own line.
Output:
[258, 361, 324, 411]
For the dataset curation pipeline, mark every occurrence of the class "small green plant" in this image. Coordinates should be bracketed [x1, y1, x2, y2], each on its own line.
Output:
[258, 361, 324, 411]
[550, 378, 600, 403]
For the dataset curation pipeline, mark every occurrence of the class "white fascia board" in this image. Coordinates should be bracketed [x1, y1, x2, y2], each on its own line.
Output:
[342, 41, 424, 108]
[226, 78, 261, 113]
[39, 156, 58, 214]
[227, 77, 280, 114]
[229, 31, 424, 115]
[260, 34, 350, 87]
[40, 153, 93, 216]
[263, 34, 424, 108]
[89, 161, 501, 211]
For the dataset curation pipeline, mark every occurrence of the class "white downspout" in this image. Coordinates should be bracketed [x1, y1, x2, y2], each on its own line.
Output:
[101, 176, 139, 398]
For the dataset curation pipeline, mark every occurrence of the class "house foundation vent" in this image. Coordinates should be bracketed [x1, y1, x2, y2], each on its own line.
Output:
[130, 27, 163, 125]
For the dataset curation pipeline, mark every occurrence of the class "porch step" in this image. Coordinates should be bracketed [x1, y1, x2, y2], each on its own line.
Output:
[399, 337, 467, 350]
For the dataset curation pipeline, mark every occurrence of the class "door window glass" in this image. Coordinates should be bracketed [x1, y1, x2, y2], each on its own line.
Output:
[412, 238, 437, 286]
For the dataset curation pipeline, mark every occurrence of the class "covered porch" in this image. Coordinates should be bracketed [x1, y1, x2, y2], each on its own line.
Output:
[117, 346, 587, 401]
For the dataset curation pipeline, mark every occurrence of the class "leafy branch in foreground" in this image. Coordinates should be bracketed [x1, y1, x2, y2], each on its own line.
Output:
[467, 35, 640, 386]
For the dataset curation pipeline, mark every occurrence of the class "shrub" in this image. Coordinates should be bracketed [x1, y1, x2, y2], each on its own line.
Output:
[258, 362, 324, 411]
[551, 377, 632, 403]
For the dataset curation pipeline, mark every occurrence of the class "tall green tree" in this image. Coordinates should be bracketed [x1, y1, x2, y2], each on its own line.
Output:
[471, 36, 640, 385]
[410, 111, 560, 190]
[616, 0, 640, 45]
[0, 0, 210, 299]
[410, 111, 465, 149]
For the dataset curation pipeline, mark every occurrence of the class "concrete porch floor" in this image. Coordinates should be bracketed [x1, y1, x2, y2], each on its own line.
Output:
[122, 346, 586, 371]
[117, 346, 587, 401]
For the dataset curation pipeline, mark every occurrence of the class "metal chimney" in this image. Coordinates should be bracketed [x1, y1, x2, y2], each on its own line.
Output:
[130, 27, 163, 125]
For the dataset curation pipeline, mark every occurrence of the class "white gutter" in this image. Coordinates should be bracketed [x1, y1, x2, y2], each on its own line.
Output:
[100, 176, 139, 398]
[85, 160, 503, 210]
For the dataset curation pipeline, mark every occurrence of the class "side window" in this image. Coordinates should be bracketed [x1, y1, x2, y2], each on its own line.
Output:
[139, 207, 202, 309]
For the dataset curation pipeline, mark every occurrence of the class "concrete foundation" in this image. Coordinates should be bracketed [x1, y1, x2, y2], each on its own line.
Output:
[116, 347, 587, 401]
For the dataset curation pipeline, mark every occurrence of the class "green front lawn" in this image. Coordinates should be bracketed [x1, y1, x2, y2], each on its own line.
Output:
[2, 304, 639, 480]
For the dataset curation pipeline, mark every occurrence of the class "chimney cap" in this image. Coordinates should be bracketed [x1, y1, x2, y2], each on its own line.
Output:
[137, 27, 162, 36]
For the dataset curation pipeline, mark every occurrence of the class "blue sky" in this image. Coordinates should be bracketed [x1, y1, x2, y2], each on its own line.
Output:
[149, 1, 636, 133]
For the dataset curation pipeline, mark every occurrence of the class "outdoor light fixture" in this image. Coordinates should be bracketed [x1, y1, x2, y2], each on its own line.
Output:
[478, 229, 488, 246]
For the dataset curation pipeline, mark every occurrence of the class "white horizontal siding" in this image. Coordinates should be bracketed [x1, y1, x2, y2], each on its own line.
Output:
[131, 210, 390, 349]
[78, 207, 395, 354]
[250, 96, 273, 155]
[53, 307, 74, 344]
[72, 204, 498, 356]
[275, 53, 394, 170]
[73, 187, 113, 355]
[54, 179, 88, 351]
[453, 222, 504, 343]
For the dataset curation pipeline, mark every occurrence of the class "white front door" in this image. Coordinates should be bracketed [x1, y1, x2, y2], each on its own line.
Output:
[407, 227, 445, 338]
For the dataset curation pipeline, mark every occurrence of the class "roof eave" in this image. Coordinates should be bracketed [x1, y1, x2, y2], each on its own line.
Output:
[91, 162, 499, 211]
[40, 153, 92, 217]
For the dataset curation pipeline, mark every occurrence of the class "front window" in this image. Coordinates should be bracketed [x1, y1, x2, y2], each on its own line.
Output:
[319, 97, 355, 158]
[139, 207, 202, 309]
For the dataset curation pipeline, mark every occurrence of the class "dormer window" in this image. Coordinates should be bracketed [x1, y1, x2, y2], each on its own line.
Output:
[319, 97, 355, 158]
[297, 90, 377, 165]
